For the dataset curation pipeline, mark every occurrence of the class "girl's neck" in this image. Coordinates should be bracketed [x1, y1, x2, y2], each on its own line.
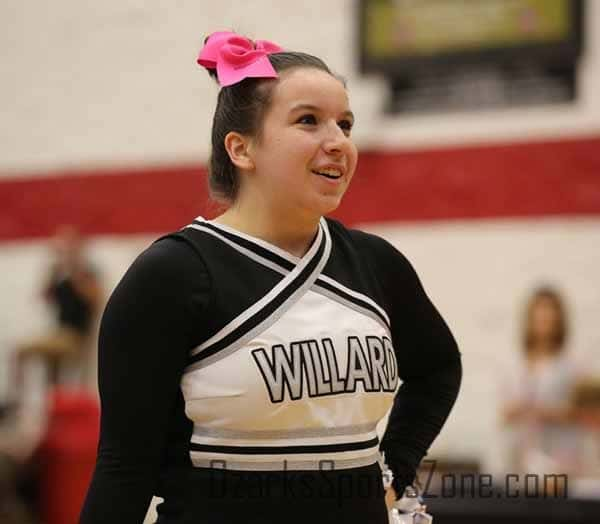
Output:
[213, 204, 320, 258]
[527, 342, 560, 364]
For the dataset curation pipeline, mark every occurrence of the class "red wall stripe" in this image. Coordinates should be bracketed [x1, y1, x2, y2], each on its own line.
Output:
[2, 136, 600, 241]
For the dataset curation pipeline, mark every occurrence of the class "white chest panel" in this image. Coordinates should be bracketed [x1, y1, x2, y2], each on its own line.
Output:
[181, 289, 399, 471]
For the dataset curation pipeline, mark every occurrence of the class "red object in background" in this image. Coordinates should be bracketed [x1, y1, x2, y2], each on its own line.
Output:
[37, 388, 100, 524]
[1, 136, 600, 241]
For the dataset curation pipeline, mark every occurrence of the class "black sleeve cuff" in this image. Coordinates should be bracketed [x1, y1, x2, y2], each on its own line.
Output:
[387, 459, 417, 499]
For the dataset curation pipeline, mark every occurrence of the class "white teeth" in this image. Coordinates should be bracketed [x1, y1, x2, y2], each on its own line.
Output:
[316, 168, 341, 178]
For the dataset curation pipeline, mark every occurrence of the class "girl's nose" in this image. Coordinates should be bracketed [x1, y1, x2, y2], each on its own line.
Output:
[322, 121, 349, 155]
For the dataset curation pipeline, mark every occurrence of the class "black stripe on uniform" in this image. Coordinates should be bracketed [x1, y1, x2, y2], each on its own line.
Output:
[186, 231, 327, 366]
[313, 279, 390, 330]
[190, 437, 379, 455]
[192, 221, 389, 331]
[192, 220, 296, 271]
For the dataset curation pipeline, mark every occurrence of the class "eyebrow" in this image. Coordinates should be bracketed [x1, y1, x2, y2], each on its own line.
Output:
[290, 103, 354, 121]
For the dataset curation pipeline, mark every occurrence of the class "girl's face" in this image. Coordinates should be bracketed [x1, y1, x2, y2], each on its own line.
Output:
[529, 297, 561, 344]
[245, 67, 358, 220]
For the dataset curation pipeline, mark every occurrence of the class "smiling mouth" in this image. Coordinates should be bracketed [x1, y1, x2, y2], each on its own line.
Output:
[312, 169, 342, 180]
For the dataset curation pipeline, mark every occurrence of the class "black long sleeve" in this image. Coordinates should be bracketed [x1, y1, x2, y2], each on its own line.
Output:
[373, 238, 462, 495]
[80, 237, 211, 523]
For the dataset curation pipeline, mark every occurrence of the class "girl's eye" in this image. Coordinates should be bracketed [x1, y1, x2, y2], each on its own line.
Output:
[338, 119, 353, 133]
[297, 114, 317, 125]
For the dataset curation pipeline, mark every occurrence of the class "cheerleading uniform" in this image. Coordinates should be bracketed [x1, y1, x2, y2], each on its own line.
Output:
[80, 217, 461, 523]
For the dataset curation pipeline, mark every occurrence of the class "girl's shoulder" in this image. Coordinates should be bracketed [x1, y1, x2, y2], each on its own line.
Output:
[115, 233, 210, 299]
[325, 217, 416, 278]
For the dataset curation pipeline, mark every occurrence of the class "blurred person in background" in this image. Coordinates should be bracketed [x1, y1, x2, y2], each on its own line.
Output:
[502, 286, 582, 483]
[1, 225, 101, 464]
[0, 225, 102, 524]
[15, 224, 102, 386]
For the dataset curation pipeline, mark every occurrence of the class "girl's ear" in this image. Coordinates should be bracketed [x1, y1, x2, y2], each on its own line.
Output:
[224, 131, 255, 171]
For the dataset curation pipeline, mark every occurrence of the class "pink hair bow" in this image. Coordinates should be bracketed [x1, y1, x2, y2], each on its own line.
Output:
[197, 31, 283, 87]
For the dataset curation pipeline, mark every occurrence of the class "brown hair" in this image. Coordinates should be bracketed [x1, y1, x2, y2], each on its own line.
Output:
[522, 286, 568, 356]
[205, 49, 335, 203]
